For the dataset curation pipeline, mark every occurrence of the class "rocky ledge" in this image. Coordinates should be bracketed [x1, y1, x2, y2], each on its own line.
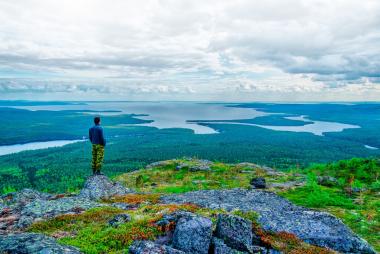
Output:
[161, 189, 375, 254]
[0, 173, 376, 254]
[0, 175, 133, 233]
[0, 233, 81, 253]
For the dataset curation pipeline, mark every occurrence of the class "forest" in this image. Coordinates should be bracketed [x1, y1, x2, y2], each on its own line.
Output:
[0, 102, 379, 194]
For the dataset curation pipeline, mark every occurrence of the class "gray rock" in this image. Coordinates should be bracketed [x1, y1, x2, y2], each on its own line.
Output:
[269, 181, 305, 189]
[172, 215, 213, 254]
[16, 196, 103, 229]
[1, 189, 52, 208]
[146, 160, 173, 169]
[78, 175, 133, 200]
[212, 237, 246, 254]
[175, 159, 212, 172]
[161, 189, 376, 254]
[215, 214, 254, 252]
[317, 176, 338, 187]
[156, 211, 196, 228]
[0, 233, 81, 253]
[250, 178, 266, 189]
[108, 213, 131, 227]
[236, 164, 284, 177]
[129, 240, 184, 254]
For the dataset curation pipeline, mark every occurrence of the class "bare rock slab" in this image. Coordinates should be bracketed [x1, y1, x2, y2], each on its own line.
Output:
[161, 188, 376, 254]
[0, 233, 81, 254]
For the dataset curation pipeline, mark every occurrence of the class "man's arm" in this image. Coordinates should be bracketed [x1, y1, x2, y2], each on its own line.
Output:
[89, 128, 93, 142]
[100, 128, 106, 146]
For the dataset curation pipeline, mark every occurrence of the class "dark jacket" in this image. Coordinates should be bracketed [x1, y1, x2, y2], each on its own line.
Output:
[89, 124, 106, 146]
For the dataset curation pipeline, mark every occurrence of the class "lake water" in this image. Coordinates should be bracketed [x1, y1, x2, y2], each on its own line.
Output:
[197, 116, 360, 136]
[0, 140, 84, 156]
[10, 102, 360, 135]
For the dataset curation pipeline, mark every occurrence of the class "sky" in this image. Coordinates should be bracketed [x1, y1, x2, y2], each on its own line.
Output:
[0, 0, 379, 101]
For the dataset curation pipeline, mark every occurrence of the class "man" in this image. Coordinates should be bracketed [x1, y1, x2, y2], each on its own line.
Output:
[89, 116, 106, 175]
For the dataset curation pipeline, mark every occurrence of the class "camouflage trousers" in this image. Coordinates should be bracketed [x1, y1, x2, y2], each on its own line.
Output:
[91, 144, 104, 173]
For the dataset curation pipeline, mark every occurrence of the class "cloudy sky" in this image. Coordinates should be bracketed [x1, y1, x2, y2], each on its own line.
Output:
[0, 0, 379, 101]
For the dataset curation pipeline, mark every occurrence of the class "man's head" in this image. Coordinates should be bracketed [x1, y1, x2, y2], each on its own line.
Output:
[94, 116, 101, 125]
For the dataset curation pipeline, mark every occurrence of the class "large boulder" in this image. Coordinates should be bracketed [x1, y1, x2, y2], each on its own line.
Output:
[161, 189, 376, 254]
[215, 214, 254, 252]
[79, 175, 133, 200]
[172, 215, 213, 254]
[0, 233, 81, 253]
[129, 240, 184, 254]
[250, 178, 266, 189]
[212, 237, 245, 254]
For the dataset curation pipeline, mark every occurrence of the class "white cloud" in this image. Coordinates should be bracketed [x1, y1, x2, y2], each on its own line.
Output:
[0, 0, 379, 101]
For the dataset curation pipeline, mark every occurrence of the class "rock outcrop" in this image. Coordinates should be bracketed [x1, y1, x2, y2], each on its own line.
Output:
[129, 240, 185, 254]
[17, 196, 103, 229]
[250, 177, 266, 189]
[215, 214, 254, 252]
[0, 175, 131, 232]
[0, 170, 376, 254]
[0, 233, 81, 253]
[172, 215, 213, 254]
[161, 188, 376, 254]
[79, 174, 133, 200]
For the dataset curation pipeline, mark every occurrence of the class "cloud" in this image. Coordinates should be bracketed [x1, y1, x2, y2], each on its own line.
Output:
[0, 0, 379, 100]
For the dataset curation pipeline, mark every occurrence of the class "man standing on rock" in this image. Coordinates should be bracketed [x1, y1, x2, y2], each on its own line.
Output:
[89, 116, 106, 175]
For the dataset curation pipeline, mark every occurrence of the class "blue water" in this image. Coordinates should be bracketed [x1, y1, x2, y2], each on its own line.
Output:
[10, 102, 359, 135]
[0, 140, 84, 156]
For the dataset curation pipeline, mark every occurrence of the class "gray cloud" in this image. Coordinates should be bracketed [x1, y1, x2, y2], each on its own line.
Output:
[0, 0, 379, 100]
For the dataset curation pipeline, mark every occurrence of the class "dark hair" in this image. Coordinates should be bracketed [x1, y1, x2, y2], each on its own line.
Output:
[94, 116, 101, 124]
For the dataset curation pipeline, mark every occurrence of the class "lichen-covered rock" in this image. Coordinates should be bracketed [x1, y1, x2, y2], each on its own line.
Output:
[161, 189, 376, 254]
[1, 189, 52, 208]
[129, 240, 185, 254]
[212, 237, 245, 254]
[215, 214, 254, 252]
[16, 197, 103, 229]
[146, 160, 174, 169]
[250, 177, 266, 189]
[156, 211, 195, 228]
[172, 215, 213, 254]
[78, 175, 133, 200]
[108, 213, 131, 227]
[175, 159, 212, 172]
[0, 233, 81, 253]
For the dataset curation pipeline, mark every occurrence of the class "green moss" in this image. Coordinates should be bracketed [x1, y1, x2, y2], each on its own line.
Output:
[280, 161, 380, 252]
[232, 210, 259, 223]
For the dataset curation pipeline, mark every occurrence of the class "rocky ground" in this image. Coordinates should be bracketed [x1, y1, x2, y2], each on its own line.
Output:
[0, 159, 377, 254]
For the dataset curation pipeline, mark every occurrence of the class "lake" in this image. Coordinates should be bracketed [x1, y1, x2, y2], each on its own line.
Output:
[0, 140, 84, 156]
[10, 102, 360, 135]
